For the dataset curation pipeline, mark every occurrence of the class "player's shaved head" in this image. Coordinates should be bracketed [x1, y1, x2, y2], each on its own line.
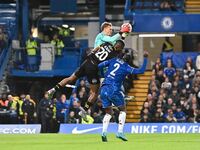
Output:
[114, 40, 125, 51]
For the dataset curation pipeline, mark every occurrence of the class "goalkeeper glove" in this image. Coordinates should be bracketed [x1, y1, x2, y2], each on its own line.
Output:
[120, 23, 132, 33]
[119, 32, 129, 40]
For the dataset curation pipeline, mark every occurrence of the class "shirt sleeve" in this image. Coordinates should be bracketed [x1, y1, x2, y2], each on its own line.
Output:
[126, 58, 148, 74]
[98, 59, 115, 78]
[101, 33, 121, 43]
[98, 59, 112, 69]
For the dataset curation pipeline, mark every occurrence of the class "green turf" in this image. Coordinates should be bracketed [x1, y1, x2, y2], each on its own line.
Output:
[0, 134, 200, 150]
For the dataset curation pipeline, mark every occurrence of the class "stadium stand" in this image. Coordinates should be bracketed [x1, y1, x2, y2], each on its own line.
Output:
[185, 0, 200, 13]
[0, 2, 17, 94]
[139, 53, 200, 123]
[126, 71, 152, 122]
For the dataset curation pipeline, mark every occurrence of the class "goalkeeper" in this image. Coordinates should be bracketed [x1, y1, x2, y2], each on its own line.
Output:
[94, 22, 132, 48]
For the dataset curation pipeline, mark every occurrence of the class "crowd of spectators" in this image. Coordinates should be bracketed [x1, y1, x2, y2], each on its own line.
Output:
[141, 56, 200, 123]
[0, 78, 126, 132]
[160, 0, 177, 11]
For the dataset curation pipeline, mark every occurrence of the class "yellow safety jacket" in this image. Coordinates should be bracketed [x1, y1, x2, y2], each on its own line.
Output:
[59, 28, 70, 37]
[10, 100, 18, 110]
[51, 39, 64, 56]
[53, 104, 56, 119]
[18, 100, 24, 115]
[10, 96, 20, 110]
[26, 39, 37, 55]
[81, 115, 94, 124]
[163, 41, 173, 52]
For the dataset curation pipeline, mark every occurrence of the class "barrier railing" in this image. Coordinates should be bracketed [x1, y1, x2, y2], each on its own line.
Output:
[0, 45, 11, 80]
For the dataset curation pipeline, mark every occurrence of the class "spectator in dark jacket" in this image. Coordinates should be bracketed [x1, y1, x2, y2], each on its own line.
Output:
[38, 92, 54, 133]
[68, 111, 77, 123]
[22, 95, 35, 124]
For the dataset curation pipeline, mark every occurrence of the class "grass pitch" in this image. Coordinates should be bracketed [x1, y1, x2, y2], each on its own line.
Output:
[0, 134, 200, 150]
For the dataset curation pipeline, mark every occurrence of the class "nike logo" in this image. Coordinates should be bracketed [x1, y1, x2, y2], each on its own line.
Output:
[72, 127, 102, 134]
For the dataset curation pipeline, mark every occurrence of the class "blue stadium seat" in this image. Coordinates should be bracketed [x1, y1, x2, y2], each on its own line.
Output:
[53, 48, 81, 74]
[129, 0, 184, 14]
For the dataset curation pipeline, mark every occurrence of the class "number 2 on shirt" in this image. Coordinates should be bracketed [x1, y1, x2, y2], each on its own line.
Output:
[110, 63, 120, 76]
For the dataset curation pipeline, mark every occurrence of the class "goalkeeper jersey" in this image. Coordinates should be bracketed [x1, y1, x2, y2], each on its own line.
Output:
[94, 32, 121, 48]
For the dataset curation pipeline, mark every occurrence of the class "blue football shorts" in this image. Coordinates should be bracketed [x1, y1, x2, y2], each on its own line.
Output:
[100, 84, 125, 108]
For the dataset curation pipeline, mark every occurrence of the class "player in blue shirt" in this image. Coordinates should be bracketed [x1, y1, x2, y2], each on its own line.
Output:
[98, 51, 148, 142]
[94, 22, 132, 48]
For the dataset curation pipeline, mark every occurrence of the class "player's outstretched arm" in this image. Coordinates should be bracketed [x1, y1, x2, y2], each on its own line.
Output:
[132, 58, 147, 74]
[127, 51, 148, 74]
[101, 33, 121, 43]
[101, 23, 132, 43]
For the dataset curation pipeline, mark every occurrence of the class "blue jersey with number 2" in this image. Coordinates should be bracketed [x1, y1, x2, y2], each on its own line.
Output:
[98, 57, 148, 90]
[98, 57, 147, 108]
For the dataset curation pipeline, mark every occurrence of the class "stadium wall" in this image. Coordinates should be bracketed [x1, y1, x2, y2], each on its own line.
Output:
[59, 123, 200, 134]
[1, 123, 199, 134]
[143, 36, 182, 68]
[0, 124, 41, 134]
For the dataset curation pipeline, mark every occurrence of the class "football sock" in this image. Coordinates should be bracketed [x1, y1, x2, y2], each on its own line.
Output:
[102, 113, 112, 133]
[118, 111, 126, 133]
[54, 83, 63, 91]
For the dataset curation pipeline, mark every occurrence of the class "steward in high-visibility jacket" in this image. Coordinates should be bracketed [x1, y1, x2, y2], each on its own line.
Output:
[8, 95, 19, 112]
[26, 38, 38, 56]
[58, 27, 70, 37]
[81, 115, 94, 124]
[162, 37, 174, 52]
[7, 95, 19, 123]
[51, 35, 64, 56]
[17, 97, 24, 123]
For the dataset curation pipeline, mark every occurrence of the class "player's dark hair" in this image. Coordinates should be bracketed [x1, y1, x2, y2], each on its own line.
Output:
[123, 53, 131, 63]
[114, 40, 125, 50]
